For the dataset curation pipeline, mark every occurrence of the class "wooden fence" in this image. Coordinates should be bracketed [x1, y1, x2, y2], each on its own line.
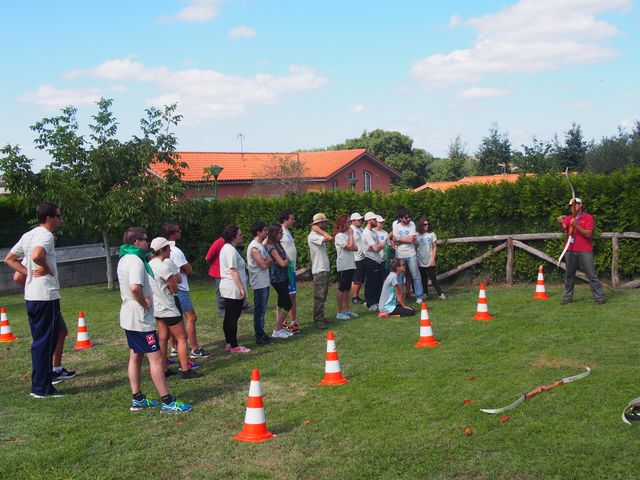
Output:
[436, 232, 640, 289]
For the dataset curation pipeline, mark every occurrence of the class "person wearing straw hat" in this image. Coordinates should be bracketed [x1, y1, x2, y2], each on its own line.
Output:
[558, 197, 605, 305]
[308, 213, 333, 329]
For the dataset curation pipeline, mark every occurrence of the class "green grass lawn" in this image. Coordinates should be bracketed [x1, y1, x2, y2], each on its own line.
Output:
[1, 280, 639, 479]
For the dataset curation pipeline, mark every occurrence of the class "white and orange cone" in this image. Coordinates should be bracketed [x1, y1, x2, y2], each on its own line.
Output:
[319, 330, 348, 385]
[72, 312, 94, 350]
[0, 307, 17, 342]
[233, 369, 275, 443]
[533, 265, 549, 300]
[415, 302, 439, 348]
[472, 283, 493, 321]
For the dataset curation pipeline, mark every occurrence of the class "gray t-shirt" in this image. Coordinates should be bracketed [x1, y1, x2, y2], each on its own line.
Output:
[117, 254, 156, 331]
[416, 232, 437, 268]
[10, 226, 60, 301]
[334, 231, 356, 272]
[376, 228, 389, 261]
[149, 257, 181, 318]
[351, 225, 365, 261]
[307, 230, 330, 274]
[379, 272, 399, 314]
[393, 220, 417, 258]
[362, 227, 384, 263]
[246, 239, 270, 290]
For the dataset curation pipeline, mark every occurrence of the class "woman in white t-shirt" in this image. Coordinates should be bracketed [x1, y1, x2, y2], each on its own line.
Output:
[333, 214, 358, 320]
[416, 218, 446, 300]
[149, 237, 201, 379]
[219, 225, 251, 353]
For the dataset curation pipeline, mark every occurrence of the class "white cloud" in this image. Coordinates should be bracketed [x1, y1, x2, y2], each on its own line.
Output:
[48, 58, 328, 120]
[449, 14, 461, 28]
[412, 0, 631, 89]
[350, 104, 366, 113]
[229, 26, 257, 39]
[620, 117, 639, 130]
[17, 85, 102, 109]
[176, 0, 221, 23]
[458, 87, 511, 100]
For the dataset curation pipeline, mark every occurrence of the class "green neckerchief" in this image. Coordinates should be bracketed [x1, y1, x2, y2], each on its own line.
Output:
[119, 244, 154, 278]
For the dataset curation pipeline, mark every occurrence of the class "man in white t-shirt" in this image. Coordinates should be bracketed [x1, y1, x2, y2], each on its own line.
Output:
[4, 203, 74, 398]
[361, 212, 386, 310]
[307, 213, 333, 329]
[279, 209, 299, 331]
[117, 227, 191, 413]
[391, 207, 424, 303]
[162, 223, 210, 360]
[349, 212, 365, 304]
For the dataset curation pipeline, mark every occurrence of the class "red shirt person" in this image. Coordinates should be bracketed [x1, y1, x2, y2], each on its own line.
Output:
[559, 198, 605, 304]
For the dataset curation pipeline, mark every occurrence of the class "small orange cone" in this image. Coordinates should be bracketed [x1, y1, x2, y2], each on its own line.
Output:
[233, 369, 275, 443]
[472, 283, 493, 321]
[0, 307, 17, 342]
[415, 302, 439, 348]
[533, 265, 549, 300]
[72, 312, 94, 350]
[319, 331, 348, 385]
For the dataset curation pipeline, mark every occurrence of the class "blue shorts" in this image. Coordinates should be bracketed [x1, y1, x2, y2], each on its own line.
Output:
[287, 263, 297, 295]
[176, 289, 194, 313]
[125, 330, 160, 354]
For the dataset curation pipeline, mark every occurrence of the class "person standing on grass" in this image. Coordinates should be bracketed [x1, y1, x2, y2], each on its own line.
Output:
[117, 227, 192, 413]
[265, 224, 294, 338]
[391, 207, 424, 304]
[333, 214, 358, 320]
[4, 203, 75, 398]
[219, 225, 252, 352]
[558, 198, 605, 305]
[350, 212, 365, 305]
[308, 213, 333, 329]
[416, 218, 446, 300]
[279, 209, 300, 333]
[375, 215, 391, 275]
[149, 237, 202, 380]
[246, 221, 273, 345]
[378, 260, 416, 317]
[205, 235, 226, 318]
[361, 212, 387, 312]
[162, 223, 211, 360]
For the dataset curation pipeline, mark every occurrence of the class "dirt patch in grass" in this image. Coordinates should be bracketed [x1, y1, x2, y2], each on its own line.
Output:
[530, 353, 593, 371]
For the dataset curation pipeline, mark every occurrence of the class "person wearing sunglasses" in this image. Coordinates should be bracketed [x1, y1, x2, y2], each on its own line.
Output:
[391, 207, 424, 304]
[416, 218, 446, 300]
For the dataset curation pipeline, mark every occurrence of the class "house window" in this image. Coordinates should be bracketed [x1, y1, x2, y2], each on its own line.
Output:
[363, 171, 372, 192]
[331, 180, 338, 191]
[348, 171, 357, 191]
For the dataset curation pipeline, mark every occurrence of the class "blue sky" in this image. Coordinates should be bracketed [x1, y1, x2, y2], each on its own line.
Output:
[2, 0, 639, 168]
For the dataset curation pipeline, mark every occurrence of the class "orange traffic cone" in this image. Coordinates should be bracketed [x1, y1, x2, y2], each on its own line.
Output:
[472, 283, 493, 321]
[319, 330, 348, 385]
[533, 265, 549, 300]
[72, 312, 94, 350]
[415, 302, 439, 347]
[233, 369, 275, 443]
[0, 307, 17, 342]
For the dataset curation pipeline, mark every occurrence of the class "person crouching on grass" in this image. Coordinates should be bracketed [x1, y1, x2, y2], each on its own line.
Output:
[117, 227, 192, 413]
[149, 237, 202, 380]
[378, 259, 416, 317]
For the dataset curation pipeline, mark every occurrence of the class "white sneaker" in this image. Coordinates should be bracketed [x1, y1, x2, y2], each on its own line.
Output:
[170, 347, 178, 357]
[416, 297, 424, 305]
[439, 293, 446, 300]
[368, 304, 378, 312]
[272, 328, 293, 339]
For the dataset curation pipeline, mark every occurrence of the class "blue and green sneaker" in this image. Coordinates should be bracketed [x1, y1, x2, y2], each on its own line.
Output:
[161, 399, 193, 413]
[130, 397, 160, 411]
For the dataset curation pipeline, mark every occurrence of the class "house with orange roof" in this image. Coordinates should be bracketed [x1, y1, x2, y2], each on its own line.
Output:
[148, 149, 401, 199]
[414, 173, 530, 192]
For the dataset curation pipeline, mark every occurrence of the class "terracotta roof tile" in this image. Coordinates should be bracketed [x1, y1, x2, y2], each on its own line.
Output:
[414, 174, 532, 192]
[149, 149, 391, 182]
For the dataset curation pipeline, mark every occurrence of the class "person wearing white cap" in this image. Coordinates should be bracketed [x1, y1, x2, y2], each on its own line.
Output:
[361, 212, 386, 311]
[349, 212, 365, 304]
[308, 213, 333, 329]
[558, 198, 605, 304]
[374, 215, 390, 273]
[149, 237, 202, 380]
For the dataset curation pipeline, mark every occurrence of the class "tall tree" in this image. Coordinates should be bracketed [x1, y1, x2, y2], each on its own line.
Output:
[476, 124, 512, 175]
[557, 122, 587, 172]
[445, 135, 468, 180]
[512, 136, 557, 174]
[0, 98, 186, 289]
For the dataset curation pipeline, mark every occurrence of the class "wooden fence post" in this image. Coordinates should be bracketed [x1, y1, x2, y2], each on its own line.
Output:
[506, 237, 514, 286]
[611, 234, 620, 289]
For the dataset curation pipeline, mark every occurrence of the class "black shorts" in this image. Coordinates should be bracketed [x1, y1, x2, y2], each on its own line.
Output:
[156, 316, 183, 327]
[125, 330, 160, 354]
[271, 281, 292, 311]
[337, 269, 355, 292]
[352, 260, 365, 284]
